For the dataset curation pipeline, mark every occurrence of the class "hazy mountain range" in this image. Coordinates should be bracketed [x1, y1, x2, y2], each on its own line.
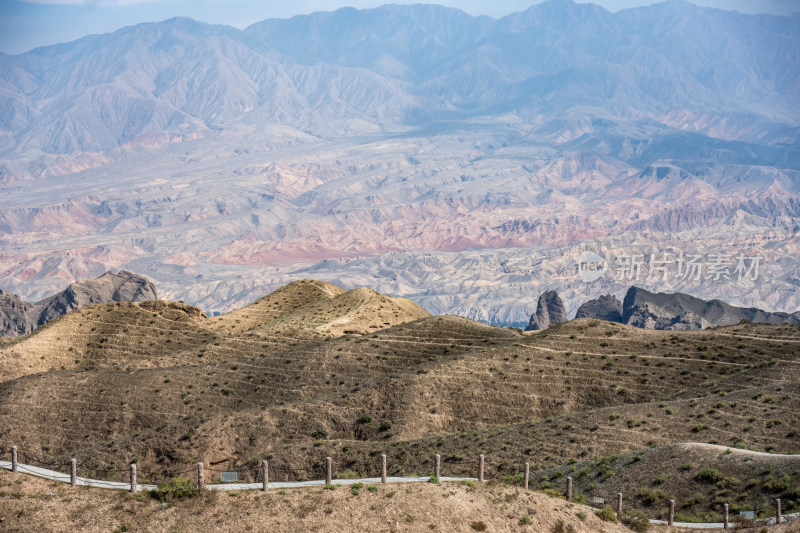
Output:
[1, 0, 798, 323]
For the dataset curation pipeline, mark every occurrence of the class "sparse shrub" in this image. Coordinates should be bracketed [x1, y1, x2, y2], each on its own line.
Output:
[350, 482, 363, 495]
[470, 521, 487, 531]
[460, 480, 476, 489]
[367, 485, 378, 492]
[695, 468, 722, 483]
[311, 428, 329, 439]
[379, 420, 392, 431]
[519, 514, 531, 525]
[576, 511, 587, 520]
[428, 474, 439, 484]
[638, 488, 666, 506]
[540, 488, 565, 500]
[621, 510, 650, 532]
[595, 506, 618, 523]
[149, 477, 197, 501]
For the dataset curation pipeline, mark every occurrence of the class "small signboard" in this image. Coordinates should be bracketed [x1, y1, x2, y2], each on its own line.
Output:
[739, 511, 755, 520]
[592, 497, 605, 505]
[221, 471, 238, 482]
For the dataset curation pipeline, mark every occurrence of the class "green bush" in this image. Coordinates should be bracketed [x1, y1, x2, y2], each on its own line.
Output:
[149, 476, 197, 501]
[519, 514, 531, 525]
[428, 474, 440, 484]
[638, 488, 667, 506]
[595, 506, 618, 523]
[350, 482, 363, 495]
[540, 488, 565, 500]
[621, 510, 650, 532]
[695, 468, 722, 483]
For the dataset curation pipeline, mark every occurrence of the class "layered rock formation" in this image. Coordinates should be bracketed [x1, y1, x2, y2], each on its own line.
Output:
[576, 287, 800, 330]
[0, 271, 157, 337]
[525, 290, 567, 331]
[620, 287, 800, 330]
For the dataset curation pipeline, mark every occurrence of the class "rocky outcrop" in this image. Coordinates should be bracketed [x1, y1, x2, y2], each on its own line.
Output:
[575, 294, 623, 323]
[0, 271, 157, 337]
[0, 291, 39, 337]
[525, 290, 567, 331]
[620, 287, 800, 330]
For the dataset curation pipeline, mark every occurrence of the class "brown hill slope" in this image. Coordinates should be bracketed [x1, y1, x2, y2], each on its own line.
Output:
[0, 300, 212, 381]
[528, 442, 800, 524]
[0, 271, 158, 338]
[0, 468, 642, 533]
[0, 285, 798, 523]
[0, 279, 430, 382]
[214, 279, 429, 336]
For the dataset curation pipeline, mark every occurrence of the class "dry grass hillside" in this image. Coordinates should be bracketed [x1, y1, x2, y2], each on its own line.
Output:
[0, 468, 643, 533]
[0, 280, 798, 525]
[0, 280, 429, 381]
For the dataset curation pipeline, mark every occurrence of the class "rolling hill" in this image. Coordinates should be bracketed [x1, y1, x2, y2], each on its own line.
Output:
[0, 280, 797, 523]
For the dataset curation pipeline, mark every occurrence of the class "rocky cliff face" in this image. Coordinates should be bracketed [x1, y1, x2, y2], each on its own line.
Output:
[575, 294, 623, 323]
[0, 291, 39, 337]
[621, 286, 800, 330]
[0, 271, 157, 337]
[525, 290, 567, 331]
[576, 286, 800, 330]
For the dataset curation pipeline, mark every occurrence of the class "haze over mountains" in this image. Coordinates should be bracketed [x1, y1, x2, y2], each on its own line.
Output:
[1, 0, 798, 323]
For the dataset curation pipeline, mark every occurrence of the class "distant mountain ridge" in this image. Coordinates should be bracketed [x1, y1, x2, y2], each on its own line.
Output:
[0, 271, 157, 337]
[0, 1, 798, 326]
[1, 1, 798, 166]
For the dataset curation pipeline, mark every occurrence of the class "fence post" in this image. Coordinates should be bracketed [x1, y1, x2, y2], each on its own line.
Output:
[261, 460, 268, 491]
[723, 503, 729, 530]
[11, 445, 17, 472]
[776, 498, 782, 524]
[434, 454, 441, 479]
[381, 454, 387, 484]
[129, 463, 137, 493]
[616, 492, 622, 515]
[478, 454, 484, 483]
[197, 462, 204, 491]
[325, 457, 332, 486]
[524, 462, 530, 490]
[668, 499, 675, 526]
[70, 458, 77, 488]
[566, 476, 573, 502]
